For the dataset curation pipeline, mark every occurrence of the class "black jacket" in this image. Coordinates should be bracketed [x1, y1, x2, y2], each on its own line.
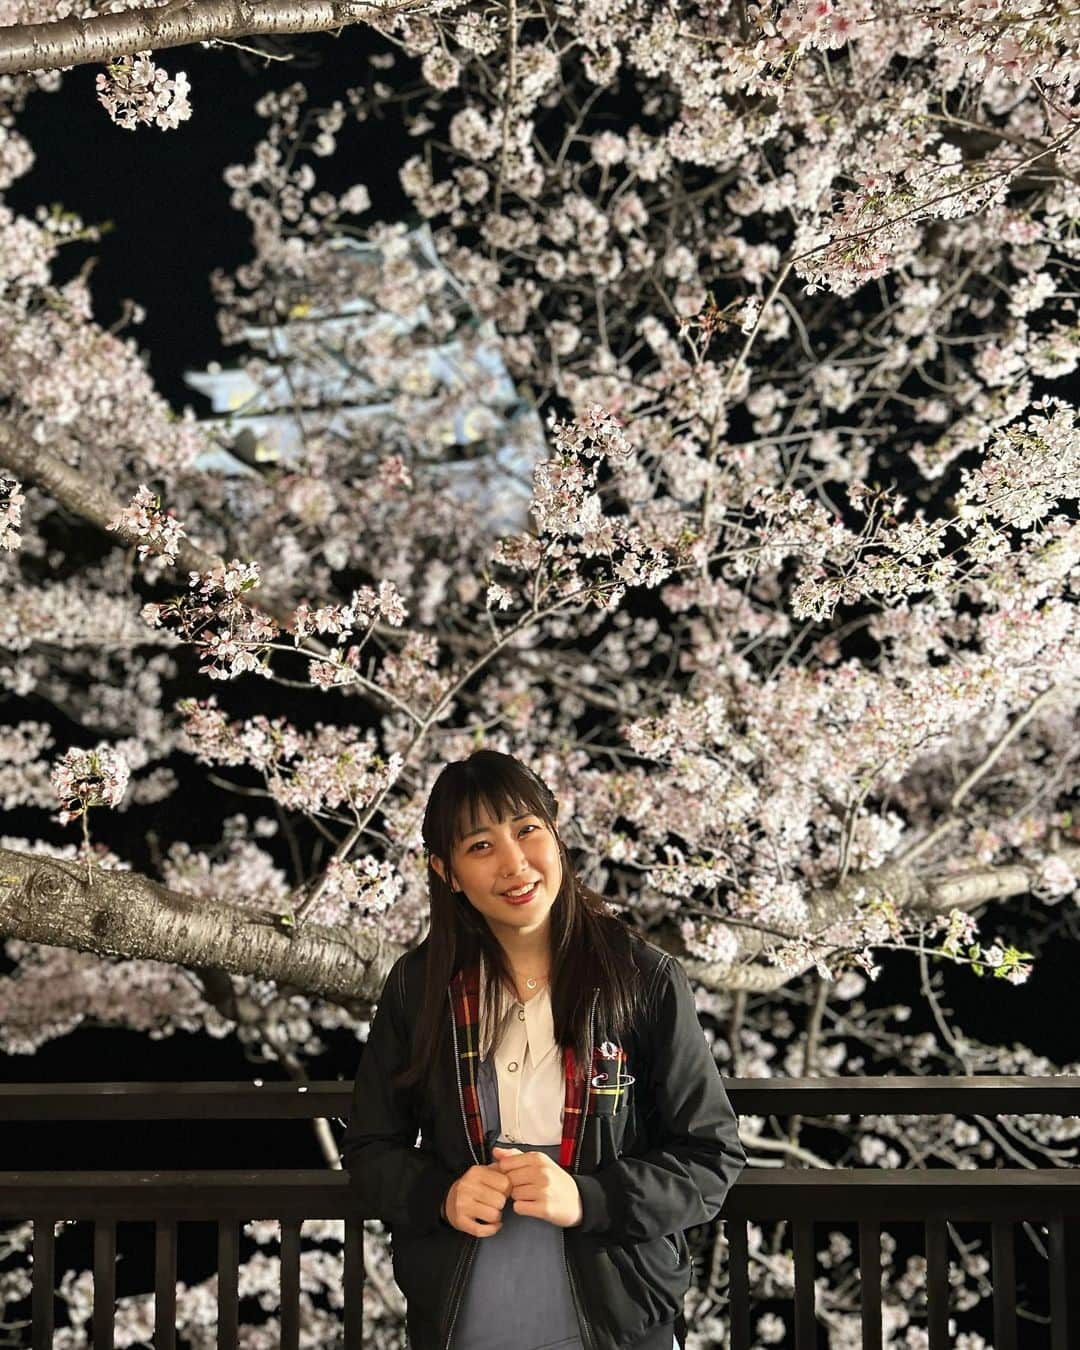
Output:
[341, 931, 746, 1350]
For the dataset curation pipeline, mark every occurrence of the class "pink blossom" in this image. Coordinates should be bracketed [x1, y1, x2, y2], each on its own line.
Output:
[49, 745, 130, 824]
[95, 53, 192, 132]
[0, 474, 25, 550]
[106, 484, 187, 563]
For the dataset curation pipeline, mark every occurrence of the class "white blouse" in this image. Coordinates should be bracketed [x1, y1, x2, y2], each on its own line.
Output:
[481, 967, 565, 1146]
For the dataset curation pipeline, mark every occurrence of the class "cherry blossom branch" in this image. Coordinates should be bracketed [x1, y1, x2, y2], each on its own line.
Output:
[492, 0, 516, 218]
[0, 430, 423, 720]
[919, 947, 973, 1072]
[801, 971, 829, 1077]
[1, 834, 1075, 1002]
[664, 843, 1080, 994]
[722, 124, 1079, 412]
[261, 1024, 343, 1169]
[0, 0, 429, 77]
[292, 576, 622, 923]
[738, 1132, 835, 1169]
[894, 683, 1072, 867]
[0, 426, 222, 577]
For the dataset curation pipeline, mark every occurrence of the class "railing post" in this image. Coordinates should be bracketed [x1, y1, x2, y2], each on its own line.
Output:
[343, 1216, 365, 1350]
[31, 1216, 55, 1350]
[155, 1220, 177, 1350]
[726, 1217, 750, 1350]
[93, 1218, 116, 1350]
[858, 1220, 881, 1350]
[281, 1219, 300, 1350]
[793, 1219, 815, 1348]
[1048, 1216, 1078, 1350]
[991, 1221, 1016, 1350]
[925, 1219, 949, 1349]
[217, 1220, 239, 1350]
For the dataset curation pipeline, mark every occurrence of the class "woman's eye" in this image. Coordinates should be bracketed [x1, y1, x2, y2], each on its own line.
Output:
[468, 824, 538, 852]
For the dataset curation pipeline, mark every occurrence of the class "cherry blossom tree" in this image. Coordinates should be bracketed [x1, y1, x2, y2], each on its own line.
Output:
[2, 0, 1079, 1343]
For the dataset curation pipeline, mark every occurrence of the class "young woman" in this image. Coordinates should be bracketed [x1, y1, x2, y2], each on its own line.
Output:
[342, 750, 745, 1350]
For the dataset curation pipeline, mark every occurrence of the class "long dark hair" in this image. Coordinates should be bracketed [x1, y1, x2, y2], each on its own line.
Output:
[391, 749, 647, 1103]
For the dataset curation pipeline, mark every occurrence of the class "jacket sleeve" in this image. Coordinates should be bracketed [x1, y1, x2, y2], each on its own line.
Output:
[571, 954, 746, 1243]
[339, 956, 460, 1234]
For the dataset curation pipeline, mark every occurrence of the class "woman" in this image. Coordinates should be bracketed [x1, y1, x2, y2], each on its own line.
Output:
[341, 750, 746, 1350]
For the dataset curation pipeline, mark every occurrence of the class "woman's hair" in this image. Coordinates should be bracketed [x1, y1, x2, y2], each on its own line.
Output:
[391, 749, 647, 1104]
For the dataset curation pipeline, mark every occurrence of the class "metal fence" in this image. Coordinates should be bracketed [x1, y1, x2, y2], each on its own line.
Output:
[1, 1078, 1078, 1350]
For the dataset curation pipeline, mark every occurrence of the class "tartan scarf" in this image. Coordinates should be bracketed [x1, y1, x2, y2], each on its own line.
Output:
[449, 961, 629, 1169]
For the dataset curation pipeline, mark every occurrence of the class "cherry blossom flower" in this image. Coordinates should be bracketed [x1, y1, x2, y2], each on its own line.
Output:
[106, 484, 187, 563]
[95, 53, 192, 132]
[49, 745, 130, 825]
[0, 474, 25, 549]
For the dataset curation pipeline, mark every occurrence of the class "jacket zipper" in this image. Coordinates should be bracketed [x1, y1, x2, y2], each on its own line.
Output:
[441, 985, 481, 1350]
[562, 987, 600, 1350]
[662, 1233, 680, 1264]
[440, 983, 601, 1350]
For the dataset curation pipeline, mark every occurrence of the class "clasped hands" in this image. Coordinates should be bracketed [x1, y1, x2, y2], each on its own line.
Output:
[442, 1145, 583, 1235]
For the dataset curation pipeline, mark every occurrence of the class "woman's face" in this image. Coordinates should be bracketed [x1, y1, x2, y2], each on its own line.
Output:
[432, 798, 564, 949]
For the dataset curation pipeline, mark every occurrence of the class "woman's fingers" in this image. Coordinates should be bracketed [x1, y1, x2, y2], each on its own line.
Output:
[463, 1194, 505, 1234]
[470, 1196, 506, 1222]
[504, 1182, 541, 1200]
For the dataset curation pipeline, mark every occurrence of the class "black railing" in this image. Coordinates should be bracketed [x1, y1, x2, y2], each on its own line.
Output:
[1, 1079, 1078, 1350]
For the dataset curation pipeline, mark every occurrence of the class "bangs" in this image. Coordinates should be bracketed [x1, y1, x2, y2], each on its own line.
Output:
[450, 776, 549, 848]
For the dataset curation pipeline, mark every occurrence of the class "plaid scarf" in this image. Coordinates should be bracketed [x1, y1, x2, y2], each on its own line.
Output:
[449, 962, 630, 1169]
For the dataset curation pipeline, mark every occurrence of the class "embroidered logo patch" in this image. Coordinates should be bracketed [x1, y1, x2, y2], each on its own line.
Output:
[588, 1038, 634, 1114]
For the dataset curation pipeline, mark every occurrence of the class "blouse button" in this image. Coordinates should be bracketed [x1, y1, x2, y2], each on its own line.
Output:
[508, 1061, 519, 1072]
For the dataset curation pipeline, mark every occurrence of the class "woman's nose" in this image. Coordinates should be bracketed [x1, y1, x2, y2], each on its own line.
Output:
[498, 843, 529, 873]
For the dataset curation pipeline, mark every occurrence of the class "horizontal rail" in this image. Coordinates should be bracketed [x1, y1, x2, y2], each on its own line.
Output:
[723, 1170, 1080, 1220]
[0, 1077, 1077, 1119]
[2, 1169, 1079, 1221]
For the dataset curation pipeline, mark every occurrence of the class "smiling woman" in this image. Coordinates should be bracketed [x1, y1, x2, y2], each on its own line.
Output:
[340, 749, 746, 1350]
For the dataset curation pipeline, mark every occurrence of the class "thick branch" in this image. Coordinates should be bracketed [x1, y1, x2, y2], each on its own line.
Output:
[0, 846, 402, 1006]
[2, 841, 1076, 1004]
[0, 0, 424, 78]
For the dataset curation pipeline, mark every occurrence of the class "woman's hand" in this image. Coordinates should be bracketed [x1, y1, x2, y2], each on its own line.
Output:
[442, 1164, 512, 1236]
[490, 1146, 584, 1229]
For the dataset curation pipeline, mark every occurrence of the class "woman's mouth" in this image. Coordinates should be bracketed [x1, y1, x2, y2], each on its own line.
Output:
[501, 881, 540, 906]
